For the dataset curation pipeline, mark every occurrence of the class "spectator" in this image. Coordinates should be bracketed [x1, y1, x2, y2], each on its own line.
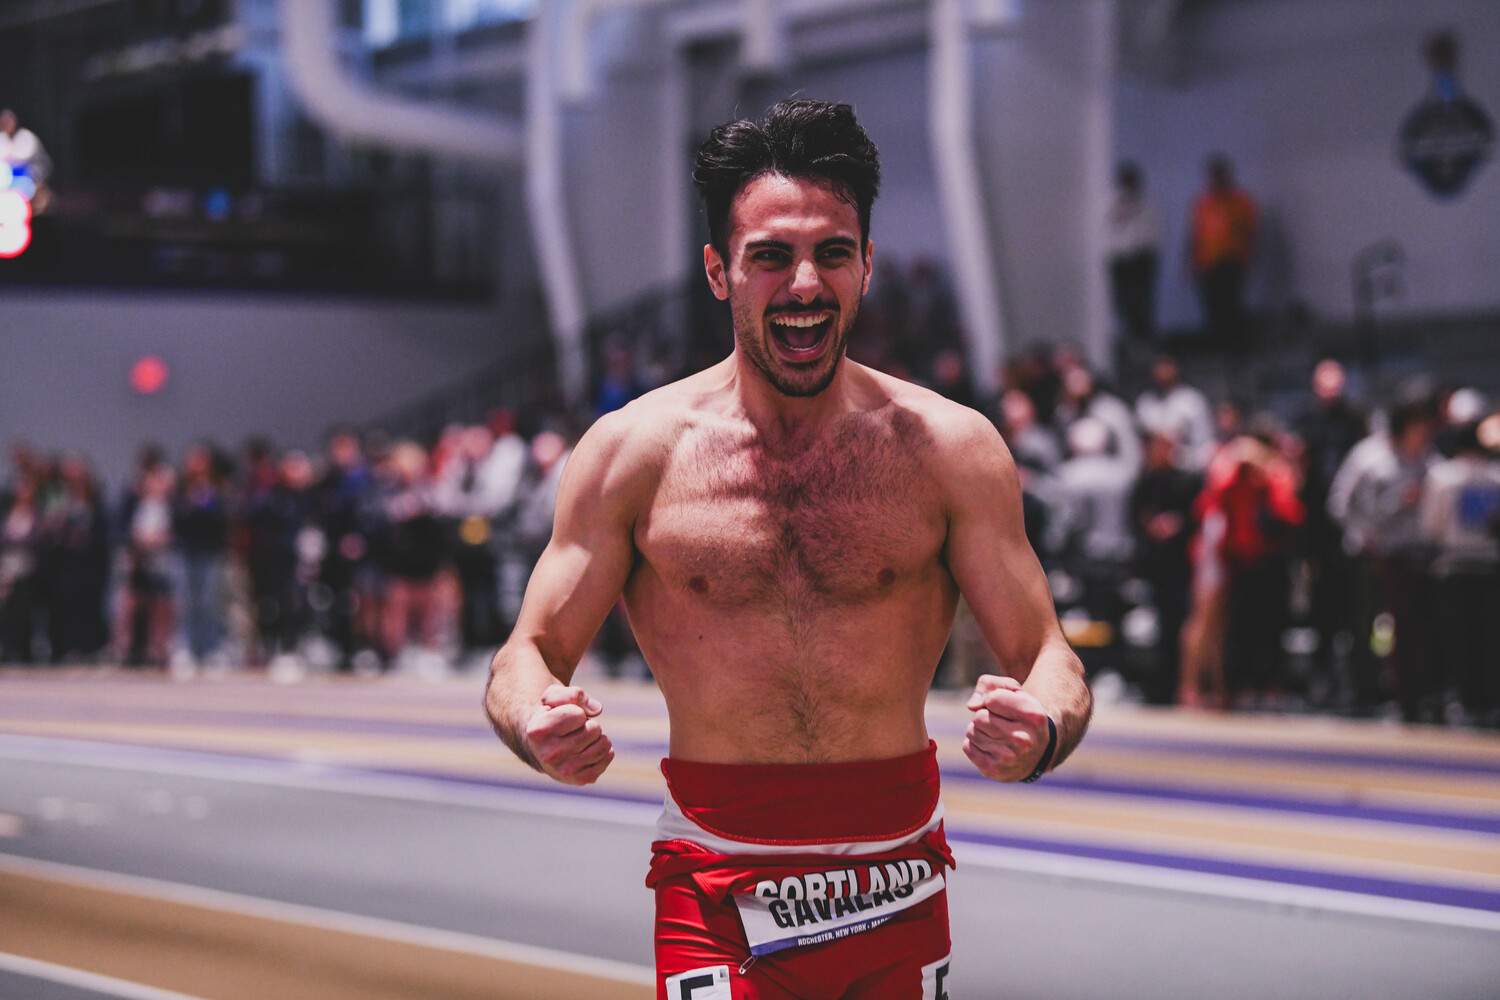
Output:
[1198, 425, 1305, 704]
[173, 443, 232, 664]
[1438, 386, 1489, 458]
[482, 409, 530, 516]
[1328, 394, 1440, 719]
[1419, 415, 1500, 726]
[1189, 154, 1257, 351]
[117, 458, 175, 667]
[2, 443, 40, 512]
[44, 454, 110, 661]
[931, 348, 977, 410]
[433, 424, 510, 652]
[240, 439, 281, 662]
[848, 257, 907, 373]
[0, 474, 42, 662]
[1047, 417, 1137, 677]
[1179, 485, 1229, 709]
[1294, 359, 1368, 705]
[372, 441, 448, 664]
[1130, 430, 1202, 704]
[312, 428, 377, 669]
[244, 444, 313, 663]
[595, 340, 643, 417]
[1106, 161, 1161, 376]
[897, 258, 961, 382]
[0, 108, 51, 212]
[999, 389, 1063, 475]
[1055, 366, 1142, 477]
[1049, 418, 1136, 565]
[482, 408, 533, 631]
[515, 430, 572, 566]
[1135, 354, 1216, 471]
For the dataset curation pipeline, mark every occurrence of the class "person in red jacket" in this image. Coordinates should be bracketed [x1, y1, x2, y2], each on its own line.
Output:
[1194, 426, 1305, 706]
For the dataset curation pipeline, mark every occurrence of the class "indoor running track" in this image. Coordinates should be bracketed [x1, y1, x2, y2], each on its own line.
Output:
[1, 667, 1498, 1000]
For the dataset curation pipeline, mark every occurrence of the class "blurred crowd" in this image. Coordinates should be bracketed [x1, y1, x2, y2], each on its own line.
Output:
[0, 413, 586, 679]
[965, 350, 1500, 729]
[5, 343, 1499, 727]
[5, 317, 1500, 728]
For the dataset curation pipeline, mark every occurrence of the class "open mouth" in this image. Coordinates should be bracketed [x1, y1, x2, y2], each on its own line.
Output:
[767, 310, 835, 360]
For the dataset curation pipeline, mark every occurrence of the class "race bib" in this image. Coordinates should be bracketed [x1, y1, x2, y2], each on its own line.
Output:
[732, 858, 945, 956]
[664, 965, 731, 1000]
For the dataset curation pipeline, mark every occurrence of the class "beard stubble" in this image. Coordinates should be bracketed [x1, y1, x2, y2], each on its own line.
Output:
[728, 284, 861, 398]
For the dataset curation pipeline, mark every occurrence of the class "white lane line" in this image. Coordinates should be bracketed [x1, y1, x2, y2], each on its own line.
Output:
[0, 952, 211, 1000]
[0, 733, 661, 827]
[7, 734, 1500, 932]
[0, 853, 655, 986]
[952, 841, 1500, 933]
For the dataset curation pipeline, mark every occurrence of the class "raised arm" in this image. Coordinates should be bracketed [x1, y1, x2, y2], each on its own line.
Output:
[484, 410, 650, 785]
[939, 409, 1092, 781]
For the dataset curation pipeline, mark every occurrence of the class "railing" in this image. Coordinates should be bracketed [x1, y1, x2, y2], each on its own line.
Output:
[363, 278, 702, 442]
[0, 182, 497, 299]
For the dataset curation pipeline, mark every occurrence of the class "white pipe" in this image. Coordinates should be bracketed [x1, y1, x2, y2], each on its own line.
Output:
[659, 49, 692, 287]
[741, 0, 788, 74]
[279, 0, 523, 164]
[1082, 0, 1117, 373]
[568, 0, 865, 102]
[929, 0, 1007, 391]
[281, 0, 589, 402]
[1133, 0, 1181, 52]
[527, 0, 590, 404]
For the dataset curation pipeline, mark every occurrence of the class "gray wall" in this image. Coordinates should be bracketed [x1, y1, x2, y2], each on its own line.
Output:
[567, 1, 1119, 376]
[976, 0, 1114, 367]
[566, 0, 1500, 361]
[743, 49, 952, 267]
[0, 290, 514, 488]
[1118, 0, 1500, 331]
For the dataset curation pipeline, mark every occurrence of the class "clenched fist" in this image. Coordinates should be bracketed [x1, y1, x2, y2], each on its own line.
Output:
[962, 674, 1051, 782]
[523, 685, 615, 786]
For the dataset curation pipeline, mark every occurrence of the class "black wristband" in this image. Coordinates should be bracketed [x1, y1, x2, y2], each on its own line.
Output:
[1021, 716, 1057, 783]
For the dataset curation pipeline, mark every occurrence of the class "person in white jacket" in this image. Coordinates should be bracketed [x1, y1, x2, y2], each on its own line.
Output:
[0, 109, 51, 210]
[1327, 397, 1440, 719]
[1419, 415, 1500, 724]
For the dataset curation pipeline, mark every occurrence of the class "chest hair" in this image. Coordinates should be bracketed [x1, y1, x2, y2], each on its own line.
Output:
[657, 408, 937, 631]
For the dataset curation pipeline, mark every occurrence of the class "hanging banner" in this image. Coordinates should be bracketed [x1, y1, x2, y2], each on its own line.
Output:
[1399, 32, 1493, 198]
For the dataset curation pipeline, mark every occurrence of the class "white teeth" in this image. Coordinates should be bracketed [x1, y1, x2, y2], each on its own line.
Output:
[769, 313, 832, 328]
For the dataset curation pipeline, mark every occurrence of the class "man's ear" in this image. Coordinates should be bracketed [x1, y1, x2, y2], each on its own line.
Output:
[861, 239, 874, 296]
[704, 244, 730, 301]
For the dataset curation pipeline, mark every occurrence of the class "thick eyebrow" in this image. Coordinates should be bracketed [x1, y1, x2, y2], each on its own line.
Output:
[741, 237, 860, 255]
[742, 239, 793, 255]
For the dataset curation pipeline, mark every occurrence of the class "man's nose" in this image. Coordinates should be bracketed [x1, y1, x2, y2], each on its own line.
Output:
[787, 258, 822, 301]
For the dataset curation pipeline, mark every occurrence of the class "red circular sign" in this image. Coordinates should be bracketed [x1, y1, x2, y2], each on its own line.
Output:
[130, 356, 169, 395]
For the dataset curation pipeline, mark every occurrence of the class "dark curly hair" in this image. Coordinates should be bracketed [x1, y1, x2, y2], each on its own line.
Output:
[692, 99, 881, 261]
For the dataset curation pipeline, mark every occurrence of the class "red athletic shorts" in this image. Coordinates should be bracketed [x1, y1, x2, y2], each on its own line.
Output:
[647, 742, 955, 1000]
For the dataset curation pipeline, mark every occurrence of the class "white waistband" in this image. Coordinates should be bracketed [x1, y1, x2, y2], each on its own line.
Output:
[653, 794, 945, 856]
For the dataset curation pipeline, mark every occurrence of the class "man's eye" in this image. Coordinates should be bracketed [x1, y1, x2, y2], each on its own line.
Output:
[819, 250, 852, 264]
[754, 251, 788, 264]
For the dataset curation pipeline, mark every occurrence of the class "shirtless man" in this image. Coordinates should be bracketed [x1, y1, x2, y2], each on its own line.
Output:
[485, 100, 1092, 1000]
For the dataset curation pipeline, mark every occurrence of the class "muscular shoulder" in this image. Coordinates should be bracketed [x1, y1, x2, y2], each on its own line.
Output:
[566, 374, 724, 501]
[862, 371, 1018, 507]
[870, 373, 1011, 468]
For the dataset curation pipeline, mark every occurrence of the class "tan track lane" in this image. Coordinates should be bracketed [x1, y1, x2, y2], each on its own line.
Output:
[0, 870, 651, 1000]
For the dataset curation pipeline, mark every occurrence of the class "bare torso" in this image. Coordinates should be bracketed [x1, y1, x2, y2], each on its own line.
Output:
[622, 362, 960, 764]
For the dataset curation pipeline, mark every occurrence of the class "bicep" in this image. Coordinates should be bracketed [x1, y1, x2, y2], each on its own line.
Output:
[942, 423, 1065, 680]
[510, 531, 633, 680]
[509, 427, 643, 678]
